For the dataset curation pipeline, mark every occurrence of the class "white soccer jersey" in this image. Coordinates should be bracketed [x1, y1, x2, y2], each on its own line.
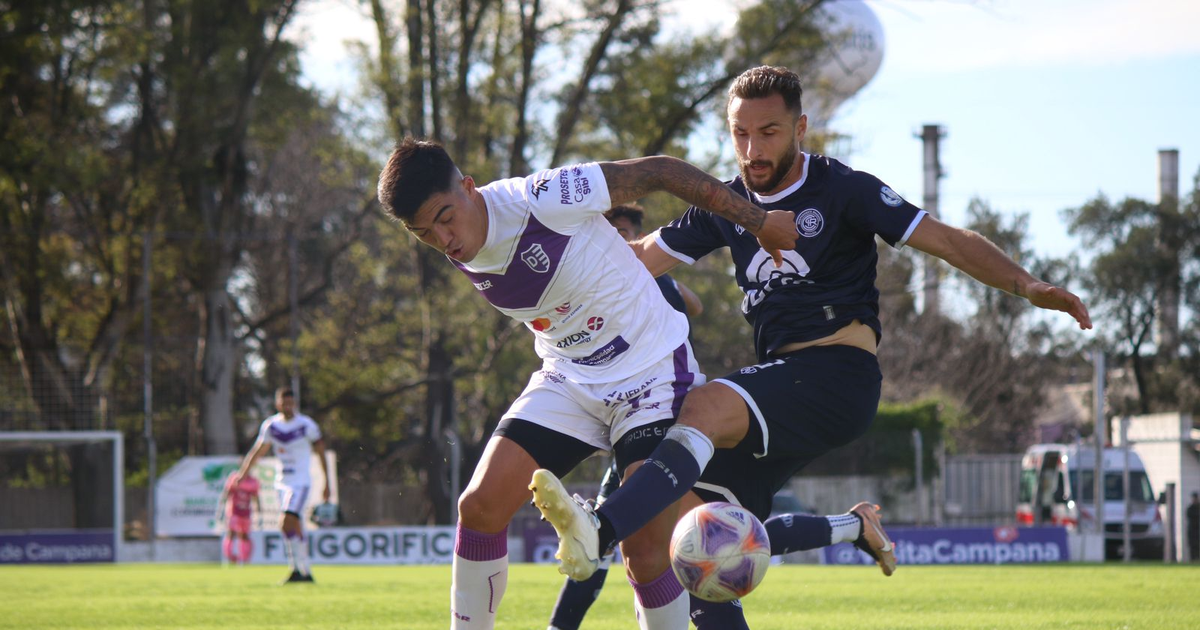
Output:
[451, 162, 689, 384]
[257, 413, 321, 487]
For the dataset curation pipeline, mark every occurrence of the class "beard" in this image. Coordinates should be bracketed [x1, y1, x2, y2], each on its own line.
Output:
[739, 143, 799, 194]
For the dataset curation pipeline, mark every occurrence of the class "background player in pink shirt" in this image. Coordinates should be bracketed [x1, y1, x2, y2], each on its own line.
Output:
[216, 472, 261, 565]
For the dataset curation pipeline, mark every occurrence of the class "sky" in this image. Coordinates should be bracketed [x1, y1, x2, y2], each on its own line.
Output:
[290, 0, 1200, 263]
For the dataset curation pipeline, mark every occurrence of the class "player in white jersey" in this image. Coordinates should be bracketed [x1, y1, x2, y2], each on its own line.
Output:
[376, 138, 797, 630]
[234, 387, 331, 584]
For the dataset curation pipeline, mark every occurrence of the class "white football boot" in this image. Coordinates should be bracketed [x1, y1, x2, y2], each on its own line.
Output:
[529, 469, 602, 581]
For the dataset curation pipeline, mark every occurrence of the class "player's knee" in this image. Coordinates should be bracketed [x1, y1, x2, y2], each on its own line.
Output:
[677, 382, 748, 448]
[620, 529, 671, 578]
[457, 487, 507, 531]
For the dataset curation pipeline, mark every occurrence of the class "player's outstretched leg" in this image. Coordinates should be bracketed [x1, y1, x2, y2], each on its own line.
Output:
[763, 503, 896, 575]
[529, 469, 601, 581]
[850, 502, 896, 576]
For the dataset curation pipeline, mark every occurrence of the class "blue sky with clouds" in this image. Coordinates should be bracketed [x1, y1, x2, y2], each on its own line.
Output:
[293, 0, 1199, 263]
[828, 0, 1200, 260]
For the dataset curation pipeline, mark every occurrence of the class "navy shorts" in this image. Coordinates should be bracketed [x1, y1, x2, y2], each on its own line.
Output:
[692, 345, 882, 520]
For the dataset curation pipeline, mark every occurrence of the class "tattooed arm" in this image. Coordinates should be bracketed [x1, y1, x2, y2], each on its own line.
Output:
[906, 215, 1092, 329]
[599, 157, 797, 259]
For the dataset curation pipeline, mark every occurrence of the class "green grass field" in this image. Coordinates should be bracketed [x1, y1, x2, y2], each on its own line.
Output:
[3, 563, 1198, 629]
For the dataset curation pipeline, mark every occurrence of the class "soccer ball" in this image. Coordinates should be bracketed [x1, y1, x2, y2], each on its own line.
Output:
[669, 502, 771, 602]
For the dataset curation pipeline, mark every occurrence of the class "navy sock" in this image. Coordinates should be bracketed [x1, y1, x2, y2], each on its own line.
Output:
[596, 438, 703, 546]
[689, 596, 750, 629]
[548, 567, 609, 630]
[764, 513, 832, 554]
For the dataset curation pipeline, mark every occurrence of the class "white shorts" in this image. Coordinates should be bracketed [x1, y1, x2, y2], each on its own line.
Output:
[278, 484, 310, 516]
[502, 341, 705, 451]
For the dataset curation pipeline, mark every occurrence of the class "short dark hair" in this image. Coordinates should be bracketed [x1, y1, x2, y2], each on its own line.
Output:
[275, 387, 294, 399]
[603, 204, 645, 231]
[728, 66, 803, 117]
[377, 137, 460, 223]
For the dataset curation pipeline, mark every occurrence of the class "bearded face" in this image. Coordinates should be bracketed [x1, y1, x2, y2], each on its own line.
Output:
[738, 141, 799, 195]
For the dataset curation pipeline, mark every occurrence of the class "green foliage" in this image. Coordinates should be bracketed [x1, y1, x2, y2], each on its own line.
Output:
[1064, 170, 1200, 414]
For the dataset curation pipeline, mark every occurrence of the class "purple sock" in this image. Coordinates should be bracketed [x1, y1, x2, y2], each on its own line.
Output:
[455, 523, 508, 561]
[689, 596, 750, 630]
[764, 513, 832, 554]
[597, 439, 703, 547]
[630, 567, 685, 609]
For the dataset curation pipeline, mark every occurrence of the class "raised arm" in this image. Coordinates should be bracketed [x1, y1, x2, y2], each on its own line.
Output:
[600, 157, 797, 264]
[906, 216, 1092, 330]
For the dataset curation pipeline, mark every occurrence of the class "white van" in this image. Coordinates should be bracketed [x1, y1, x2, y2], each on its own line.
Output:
[1016, 443, 1164, 559]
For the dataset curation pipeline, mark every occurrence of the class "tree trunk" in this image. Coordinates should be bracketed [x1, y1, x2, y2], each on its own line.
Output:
[199, 260, 238, 454]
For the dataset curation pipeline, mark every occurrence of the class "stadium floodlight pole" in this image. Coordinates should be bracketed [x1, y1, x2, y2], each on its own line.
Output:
[143, 231, 157, 554]
[1092, 350, 1106, 541]
[917, 124, 945, 317]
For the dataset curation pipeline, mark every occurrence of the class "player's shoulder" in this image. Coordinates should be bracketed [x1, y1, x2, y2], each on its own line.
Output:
[812, 154, 882, 192]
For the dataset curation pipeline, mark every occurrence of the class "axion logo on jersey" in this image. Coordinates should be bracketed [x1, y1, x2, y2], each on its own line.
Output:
[521, 243, 551, 273]
[586, 316, 605, 331]
[555, 330, 593, 348]
[531, 317, 552, 332]
[880, 186, 904, 207]
[531, 177, 551, 199]
[796, 208, 824, 237]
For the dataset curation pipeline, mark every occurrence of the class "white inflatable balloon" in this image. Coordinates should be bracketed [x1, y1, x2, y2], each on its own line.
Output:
[802, 0, 885, 128]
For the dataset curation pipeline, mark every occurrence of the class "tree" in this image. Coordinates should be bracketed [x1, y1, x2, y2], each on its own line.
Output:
[1065, 172, 1200, 414]
[876, 200, 1084, 452]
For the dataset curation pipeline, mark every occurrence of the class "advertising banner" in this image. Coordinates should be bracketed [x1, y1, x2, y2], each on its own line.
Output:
[821, 525, 1068, 566]
[249, 526, 455, 565]
[0, 530, 116, 564]
[522, 522, 560, 564]
[155, 454, 337, 537]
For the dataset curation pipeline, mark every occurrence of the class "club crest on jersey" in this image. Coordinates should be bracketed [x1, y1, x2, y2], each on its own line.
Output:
[521, 243, 551, 273]
[880, 186, 904, 207]
[796, 208, 824, 238]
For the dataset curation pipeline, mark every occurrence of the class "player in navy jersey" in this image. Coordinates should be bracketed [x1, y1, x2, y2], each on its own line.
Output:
[377, 138, 795, 630]
[531, 66, 1092, 628]
[546, 205, 702, 630]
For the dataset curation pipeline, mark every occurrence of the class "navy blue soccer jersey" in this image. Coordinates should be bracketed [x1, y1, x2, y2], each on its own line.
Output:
[653, 154, 926, 360]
